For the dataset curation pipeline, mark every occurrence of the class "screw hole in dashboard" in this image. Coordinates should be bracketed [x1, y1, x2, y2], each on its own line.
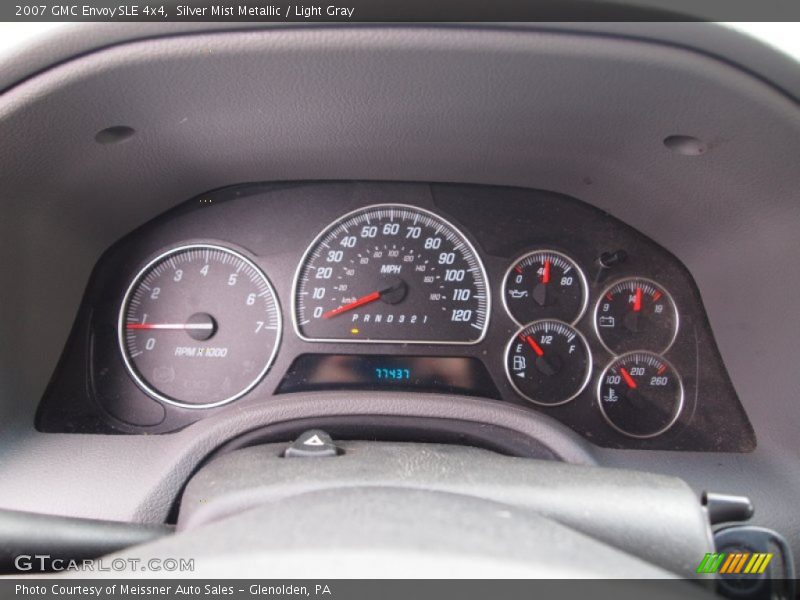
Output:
[663, 134, 708, 156]
[94, 125, 136, 145]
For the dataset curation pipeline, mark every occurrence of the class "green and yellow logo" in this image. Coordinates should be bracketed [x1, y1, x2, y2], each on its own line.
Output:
[697, 552, 773, 575]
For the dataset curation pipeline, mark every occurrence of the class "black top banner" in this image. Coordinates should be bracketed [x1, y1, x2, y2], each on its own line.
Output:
[3, 0, 800, 22]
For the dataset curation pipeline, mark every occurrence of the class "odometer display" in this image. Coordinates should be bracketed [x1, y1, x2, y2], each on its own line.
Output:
[293, 204, 490, 343]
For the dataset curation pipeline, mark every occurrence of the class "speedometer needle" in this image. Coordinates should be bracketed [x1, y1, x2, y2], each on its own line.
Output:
[322, 291, 382, 320]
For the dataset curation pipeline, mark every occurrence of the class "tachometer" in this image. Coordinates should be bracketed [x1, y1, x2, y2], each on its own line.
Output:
[293, 204, 490, 343]
[119, 244, 281, 408]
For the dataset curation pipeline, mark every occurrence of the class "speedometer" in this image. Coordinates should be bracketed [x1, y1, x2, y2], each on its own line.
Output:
[293, 204, 490, 344]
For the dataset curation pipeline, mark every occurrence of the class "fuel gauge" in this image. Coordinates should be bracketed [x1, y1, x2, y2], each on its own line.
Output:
[505, 319, 592, 406]
[594, 277, 678, 354]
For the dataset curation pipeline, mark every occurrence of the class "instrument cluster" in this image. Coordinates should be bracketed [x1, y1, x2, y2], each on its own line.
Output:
[37, 182, 755, 451]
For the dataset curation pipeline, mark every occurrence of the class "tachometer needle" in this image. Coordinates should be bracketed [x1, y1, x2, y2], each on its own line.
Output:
[322, 291, 382, 320]
[126, 323, 214, 330]
[633, 287, 643, 312]
[620, 367, 638, 389]
[541, 259, 551, 284]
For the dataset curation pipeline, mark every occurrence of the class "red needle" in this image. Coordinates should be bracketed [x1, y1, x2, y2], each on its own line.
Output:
[633, 287, 643, 312]
[620, 367, 638, 389]
[542, 259, 551, 284]
[322, 291, 382, 319]
[525, 336, 545, 357]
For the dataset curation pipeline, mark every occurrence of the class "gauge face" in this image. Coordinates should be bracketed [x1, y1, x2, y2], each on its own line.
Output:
[505, 320, 592, 406]
[502, 250, 588, 325]
[594, 278, 678, 354]
[119, 244, 281, 408]
[293, 204, 490, 343]
[597, 351, 684, 438]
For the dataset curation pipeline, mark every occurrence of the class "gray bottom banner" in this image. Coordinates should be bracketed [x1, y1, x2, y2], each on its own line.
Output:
[3, 579, 718, 600]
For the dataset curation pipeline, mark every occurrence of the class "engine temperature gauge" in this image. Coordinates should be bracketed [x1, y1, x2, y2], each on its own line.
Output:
[505, 320, 592, 406]
[597, 351, 684, 438]
[594, 277, 678, 354]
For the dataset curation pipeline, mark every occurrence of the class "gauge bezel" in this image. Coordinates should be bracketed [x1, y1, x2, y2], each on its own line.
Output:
[592, 276, 680, 356]
[595, 351, 685, 439]
[501, 248, 589, 326]
[504, 319, 593, 407]
[291, 203, 491, 345]
[117, 243, 283, 410]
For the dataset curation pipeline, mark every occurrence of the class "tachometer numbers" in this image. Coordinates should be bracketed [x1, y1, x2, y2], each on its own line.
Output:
[293, 204, 490, 344]
[119, 244, 281, 408]
[505, 320, 592, 406]
[594, 278, 678, 354]
[502, 249, 588, 325]
[597, 352, 684, 438]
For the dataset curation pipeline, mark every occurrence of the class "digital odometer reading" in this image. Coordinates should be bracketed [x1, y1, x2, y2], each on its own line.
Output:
[119, 244, 281, 408]
[293, 204, 490, 343]
[277, 354, 500, 399]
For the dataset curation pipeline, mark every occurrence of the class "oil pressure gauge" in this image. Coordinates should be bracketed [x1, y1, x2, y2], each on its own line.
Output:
[505, 319, 592, 406]
[597, 351, 684, 438]
[594, 277, 678, 354]
[502, 250, 588, 325]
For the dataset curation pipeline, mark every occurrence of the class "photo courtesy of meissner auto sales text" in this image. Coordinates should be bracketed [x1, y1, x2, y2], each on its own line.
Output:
[0, 1, 798, 599]
[15, 584, 331, 596]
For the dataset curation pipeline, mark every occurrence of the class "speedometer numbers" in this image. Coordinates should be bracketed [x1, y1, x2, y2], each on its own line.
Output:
[505, 320, 592, 406]
[594, 278, 678, 354]
[502, 250, 588, 325]
[597, 352, 683, 438]
[119, 245, 281, 408]
[293, 204, 490, 344]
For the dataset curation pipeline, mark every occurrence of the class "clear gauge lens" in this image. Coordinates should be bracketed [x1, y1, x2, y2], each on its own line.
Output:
[293, 204, 490, 344]
[594, 278, 678, 354]
[503, 249, 588, 324]
[597, 351, 684, 438]
[505, 319, 592, 406]
[119, 245, 282, 408]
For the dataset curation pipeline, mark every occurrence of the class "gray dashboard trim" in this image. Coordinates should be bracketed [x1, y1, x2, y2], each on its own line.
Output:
[2, 393, 597, 523]
[1, 23, 799, 104]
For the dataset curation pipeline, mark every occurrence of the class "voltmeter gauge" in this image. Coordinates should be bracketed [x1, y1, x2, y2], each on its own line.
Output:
[502, 250, 588, 325]
[597, 352, 684, 438]
[594, 278, 678, 354]
[505, 320, 592, 406]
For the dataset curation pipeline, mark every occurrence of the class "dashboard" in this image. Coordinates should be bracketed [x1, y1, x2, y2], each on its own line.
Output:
[1, 20, 799, 580]
[37, 181, 754, 451]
